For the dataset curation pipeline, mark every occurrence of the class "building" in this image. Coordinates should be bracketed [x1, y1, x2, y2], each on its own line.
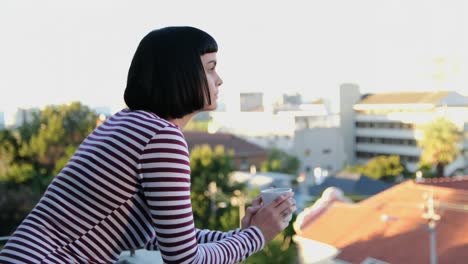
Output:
[293, 127, 346, 181]
[293, 177, 468, 264]
[339, 84, 361, 165]
[210, 98, 336, 152]
[0, 112, 4, 130]
[240, 92, 264, 112]
[182, 131, 268, 171]
[8, 108, 40, 128]
[346, 89, 468, 175]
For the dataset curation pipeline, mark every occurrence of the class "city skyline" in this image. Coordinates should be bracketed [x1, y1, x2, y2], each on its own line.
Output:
[1, 0, 468, 116]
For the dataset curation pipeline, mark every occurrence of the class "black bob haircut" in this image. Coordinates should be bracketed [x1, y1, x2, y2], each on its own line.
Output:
[124, 26, 218, 119]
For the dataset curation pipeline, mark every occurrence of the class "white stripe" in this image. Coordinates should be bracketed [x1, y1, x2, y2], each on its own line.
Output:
[78, 144, 136, 174]
[155, 231, 195, 244]
[81, 138, 137, 165]
[0, 255, 28, 263]
[1, 249, 40, 263]
[62, 167, 123, 206]
[143, 181, 190, 188]
[115, 206, 145, 246]
[14, 228, 57, 250]
[72, 154, 137, 192]
[13, 229, 56, 251]
[100, 121, 150, 142]
[112, 114, 166, 131]
[35, 203, 86, 235]
[67, 244, 88, 262]
[93, 225, 122, 256]
[140, 152, 189, 161]
[75, 239, 106, 261]
[154, 224, 194, 235]
[43, 254, 67, 264]
[24, 215, 68, 246]
[138, 172, 190, 179]
[4, 243, 45, 259]
[139, 162, 190, 170]
[52, 175, 112, 215]
[145, 191, 189, 197]
[120, 111, 168, 127]
[104, 118, 154, 137]
[147, 199, 191, 207]
[163, 242, 197, 262]
[106, 215, 137, 249]
[48, 184, 106, 220]
[86, 133, 140, 158]
[100, 221, 130, 249]
[7, 237, 49, 256]
[151, 207, 192, 216]
[147, 143, 188, 152]
[26, 214, 76, 243]
[41, 196, 93, 230]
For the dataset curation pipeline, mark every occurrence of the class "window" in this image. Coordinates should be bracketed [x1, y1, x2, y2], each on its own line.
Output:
[322, 149, 331, 154]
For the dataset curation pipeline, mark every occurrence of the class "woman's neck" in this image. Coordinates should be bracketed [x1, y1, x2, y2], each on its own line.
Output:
[167, 113, 196, 129]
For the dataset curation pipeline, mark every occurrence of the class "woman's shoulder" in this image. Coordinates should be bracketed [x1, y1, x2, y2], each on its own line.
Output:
[113, 108, 179, 132]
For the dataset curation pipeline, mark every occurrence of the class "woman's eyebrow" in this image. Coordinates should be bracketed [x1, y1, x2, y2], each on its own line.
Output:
[207, 60, 217, 66]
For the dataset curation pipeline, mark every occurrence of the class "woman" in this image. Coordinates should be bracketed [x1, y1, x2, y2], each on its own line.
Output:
[0, 26, 296, 264]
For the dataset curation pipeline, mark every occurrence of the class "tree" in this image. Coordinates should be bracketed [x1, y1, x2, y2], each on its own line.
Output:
[344, 155, 405, 182]
[14, 102, 97, 190]
[0, 102, 97, 237]
[261, 148, 300, 175]
[190, 144, 242, 230]
[418, 117, 461, 177]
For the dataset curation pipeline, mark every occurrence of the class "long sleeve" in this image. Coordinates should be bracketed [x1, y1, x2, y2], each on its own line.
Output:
[138, 126, 265, 264]
[146, 228, 242, 250]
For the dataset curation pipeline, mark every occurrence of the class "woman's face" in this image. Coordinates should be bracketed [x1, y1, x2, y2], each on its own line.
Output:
[201, 52, 223, 111]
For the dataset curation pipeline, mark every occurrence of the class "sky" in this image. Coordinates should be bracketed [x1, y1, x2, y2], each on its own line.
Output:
[1, 0, 468, 117]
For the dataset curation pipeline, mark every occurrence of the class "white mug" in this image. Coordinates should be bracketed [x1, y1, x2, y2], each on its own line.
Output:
[260, 188, 293, 222]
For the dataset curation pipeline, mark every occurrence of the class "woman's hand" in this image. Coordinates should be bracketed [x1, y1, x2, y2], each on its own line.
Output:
[241, 196, 262, 229]
[249, 192, 296, 242]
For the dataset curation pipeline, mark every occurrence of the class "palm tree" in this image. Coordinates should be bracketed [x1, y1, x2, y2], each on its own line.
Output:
[418, 117, 461, 177]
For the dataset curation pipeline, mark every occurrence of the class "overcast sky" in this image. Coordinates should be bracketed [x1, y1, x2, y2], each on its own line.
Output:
[1, 0, 468, 115]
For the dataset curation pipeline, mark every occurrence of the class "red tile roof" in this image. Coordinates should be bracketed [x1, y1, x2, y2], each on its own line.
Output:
[182, 131, 267, 157]
[298, 178, 468, 263]
[418, 176, 468, 191]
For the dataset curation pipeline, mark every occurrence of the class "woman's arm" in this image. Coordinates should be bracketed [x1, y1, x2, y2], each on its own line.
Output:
[139, 126, 265, 263]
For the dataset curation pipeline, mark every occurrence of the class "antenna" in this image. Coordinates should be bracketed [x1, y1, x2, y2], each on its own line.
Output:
[422, 191, 440, 264]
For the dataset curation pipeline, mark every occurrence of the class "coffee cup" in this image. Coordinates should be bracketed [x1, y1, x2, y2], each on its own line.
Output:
[260, 188, 293, 222]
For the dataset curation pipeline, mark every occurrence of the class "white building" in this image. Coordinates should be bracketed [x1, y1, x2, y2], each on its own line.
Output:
[350, 90, 468, 174]
[0, 112, 4, 130]
[293, 127, 346, 181]
[6, 108, 40, 128]
[209, 100, 333, 153]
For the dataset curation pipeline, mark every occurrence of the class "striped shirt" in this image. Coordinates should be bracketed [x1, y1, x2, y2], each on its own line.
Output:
[0, 109, 265, 264]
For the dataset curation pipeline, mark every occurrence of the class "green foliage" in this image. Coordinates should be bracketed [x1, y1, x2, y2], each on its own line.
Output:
[0, 102, 96, 190]
[417, 163, 436, 178]
[190, 144, 242, 230]
[418, 117, 461, 177]
[261, 148, 300, 175]
[0, 102, 97, 236]
[246, 229, 297, 264]
[344, 155, 404, 182]
[0, 184, 41, 236]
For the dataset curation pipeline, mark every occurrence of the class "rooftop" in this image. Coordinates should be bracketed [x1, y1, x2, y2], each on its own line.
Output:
[357, 91, 450, 105]
[297, 177, 468, 263]
[182, 131, 267, 157]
